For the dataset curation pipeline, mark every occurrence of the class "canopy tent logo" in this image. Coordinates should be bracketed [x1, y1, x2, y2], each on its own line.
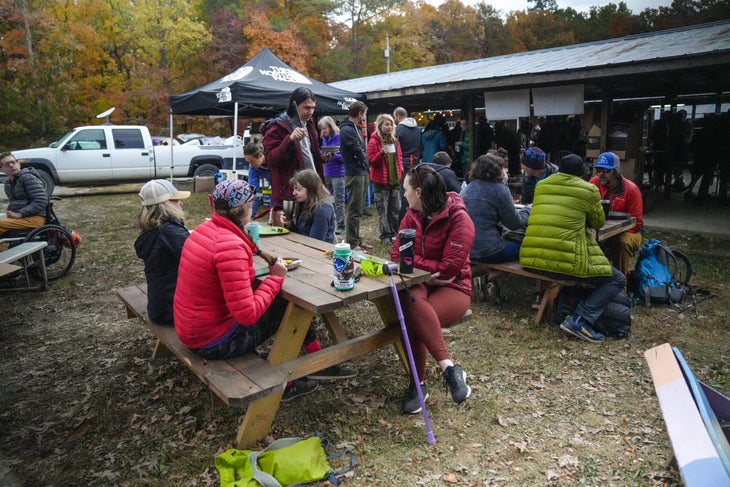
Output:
[216, 87, 232, 103]
[259, 66, 312, 84]
[338, 97, 360, 110]
[221, 66, 253, 83]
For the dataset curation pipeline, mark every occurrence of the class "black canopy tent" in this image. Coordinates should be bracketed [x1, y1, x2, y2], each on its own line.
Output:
[169, 47, 365, 117]
[166, 48, 364, 178]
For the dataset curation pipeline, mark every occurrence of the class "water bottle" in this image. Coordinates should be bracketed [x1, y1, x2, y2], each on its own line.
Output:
[332, 242, 354, 291]
[398, 229, 416, 274]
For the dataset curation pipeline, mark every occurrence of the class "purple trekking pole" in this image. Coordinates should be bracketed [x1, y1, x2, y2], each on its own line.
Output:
[382, 263, 436, 445]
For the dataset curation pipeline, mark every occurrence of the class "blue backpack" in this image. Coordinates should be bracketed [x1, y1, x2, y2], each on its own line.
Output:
[632, 239, 692, 306]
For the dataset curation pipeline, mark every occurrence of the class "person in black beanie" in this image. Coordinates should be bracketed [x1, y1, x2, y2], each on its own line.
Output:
[519, 146, 558, 204]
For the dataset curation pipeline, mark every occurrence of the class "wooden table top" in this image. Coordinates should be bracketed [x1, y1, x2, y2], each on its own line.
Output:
[255, 231, 431, 313]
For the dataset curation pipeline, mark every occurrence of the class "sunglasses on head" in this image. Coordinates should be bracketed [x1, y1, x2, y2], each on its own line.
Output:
[408, 163, 435, 187]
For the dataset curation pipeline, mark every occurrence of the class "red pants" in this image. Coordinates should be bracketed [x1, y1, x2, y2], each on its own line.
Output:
[399, 283, 471, 382]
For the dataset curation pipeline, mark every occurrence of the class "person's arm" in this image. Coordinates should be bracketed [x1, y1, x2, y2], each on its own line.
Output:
[12, 172, 48, 218]
[307, 203, 334, 242]
[497, 187, 529, 230]
[366, 135, 384, 166]
[217, 239, 284, 326]
[624, 179, 644, 232]
[159, 220, 189, 255]
[415, 209, 474, 279]
[262, 121, 295, 170]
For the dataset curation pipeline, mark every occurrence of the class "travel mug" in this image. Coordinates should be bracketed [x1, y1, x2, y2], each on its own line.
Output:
[398, 229, 416, 274]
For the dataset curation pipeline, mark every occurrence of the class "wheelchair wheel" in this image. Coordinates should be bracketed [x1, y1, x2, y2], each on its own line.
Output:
[24, 224, 76, 281]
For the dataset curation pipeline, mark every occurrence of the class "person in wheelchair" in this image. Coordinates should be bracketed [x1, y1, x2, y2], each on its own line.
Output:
[135, 179, 191, 324]
[0, 152, 49, 236]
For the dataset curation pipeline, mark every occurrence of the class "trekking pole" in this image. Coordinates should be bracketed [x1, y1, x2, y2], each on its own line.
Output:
[382, 263, 436, 445]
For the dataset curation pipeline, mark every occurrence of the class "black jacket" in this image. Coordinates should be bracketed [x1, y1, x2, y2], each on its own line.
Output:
[134, 219, 189, 324]
[339, 120, 369, 177]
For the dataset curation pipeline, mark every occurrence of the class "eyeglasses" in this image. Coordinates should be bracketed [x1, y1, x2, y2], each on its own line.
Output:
[0, 159, 19, 168]
[524, 148, 546, 162]
[408, 163, 435, 188]
[595, 167, 613, 174]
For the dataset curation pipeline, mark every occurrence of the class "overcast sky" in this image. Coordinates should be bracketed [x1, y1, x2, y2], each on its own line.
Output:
[446, 0, 672, 16]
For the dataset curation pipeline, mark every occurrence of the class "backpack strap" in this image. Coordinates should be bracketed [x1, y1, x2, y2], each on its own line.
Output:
[249, 437, 308, 487]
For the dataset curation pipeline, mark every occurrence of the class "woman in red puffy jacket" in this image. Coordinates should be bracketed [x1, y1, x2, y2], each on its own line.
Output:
[390, 164, 475, 414]
[173, 179, 288, 358]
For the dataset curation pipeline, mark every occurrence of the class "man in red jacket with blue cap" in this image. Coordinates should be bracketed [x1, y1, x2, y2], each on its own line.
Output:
[589, 151, 644, 275]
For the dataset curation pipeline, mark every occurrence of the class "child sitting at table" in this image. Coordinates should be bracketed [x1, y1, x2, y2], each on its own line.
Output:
[288, 169, 336, 244]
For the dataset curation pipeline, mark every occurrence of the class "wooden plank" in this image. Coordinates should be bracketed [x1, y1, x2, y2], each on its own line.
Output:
[116, 285, 287, 407]
[644, 343, 730, 486]
[596, 217, 636, 241]
[0, 262, 20, 277]
[273, 326, 402, 381]
[0, 241, 48, 264]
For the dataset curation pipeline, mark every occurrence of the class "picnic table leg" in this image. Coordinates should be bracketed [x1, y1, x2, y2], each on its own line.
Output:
[321, 311, 348, 344]
[235, 303, 315, 449]
[371, 295, 409, 373]
[535, 282, 561, 325]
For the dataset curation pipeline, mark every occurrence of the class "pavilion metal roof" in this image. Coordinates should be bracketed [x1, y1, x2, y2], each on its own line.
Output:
[330, 20, 730, 112]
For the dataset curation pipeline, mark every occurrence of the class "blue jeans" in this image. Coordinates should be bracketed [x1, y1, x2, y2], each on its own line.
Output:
[473, 241, 521, 264]
[574, 267, 626, 325]
[325, 175, 345, 231]
[192, 296, 318, 360]
[533, 266, 626, 325]
[248, 166, 271, 216]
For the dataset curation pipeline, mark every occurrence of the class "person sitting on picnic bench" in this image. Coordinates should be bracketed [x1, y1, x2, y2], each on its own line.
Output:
[391, 164, 474, 414]
[134, 179, 190, 324]
[519, 154, 626, 343]
[173, 179, 339, 400]
[462, 153, 531, 300]
[0, 152, 48, 237]
[588, 151, 644, 275]
[519, 146, 557, 205]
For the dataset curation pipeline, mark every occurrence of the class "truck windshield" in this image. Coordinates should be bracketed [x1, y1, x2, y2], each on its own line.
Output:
[50, 130, 76, 148]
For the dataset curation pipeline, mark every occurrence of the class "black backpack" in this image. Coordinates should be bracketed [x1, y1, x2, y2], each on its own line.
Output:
[629, 239, 692, 306]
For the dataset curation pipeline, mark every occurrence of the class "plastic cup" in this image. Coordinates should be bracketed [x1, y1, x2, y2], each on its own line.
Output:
[245, 222, 261, 248]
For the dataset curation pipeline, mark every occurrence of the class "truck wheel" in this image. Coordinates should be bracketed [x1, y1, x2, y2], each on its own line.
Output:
[193, 164, 219, 178]
[36, 169, 55, 196]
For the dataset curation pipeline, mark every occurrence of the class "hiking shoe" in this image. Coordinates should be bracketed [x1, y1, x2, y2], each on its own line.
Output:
[335, 227, 345, 235]
[486, 280, 502, 304]
[307, 363, 358, 380]
[402, 382, 430, 414]
[443, 365, 471, 404]
[559, 315, 605, 343]
[282, 378, 319, 402]
[531, 291, 543, 310]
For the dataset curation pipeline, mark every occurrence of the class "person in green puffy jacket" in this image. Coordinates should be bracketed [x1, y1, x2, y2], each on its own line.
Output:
[519, 154, 626, 343]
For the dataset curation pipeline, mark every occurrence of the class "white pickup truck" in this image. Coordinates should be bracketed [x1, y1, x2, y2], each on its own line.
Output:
[10, 125, 244, 194]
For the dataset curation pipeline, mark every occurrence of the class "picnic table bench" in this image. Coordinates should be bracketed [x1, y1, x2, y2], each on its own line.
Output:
[0, 240, 48, 292]
[472, 217, 636, 324]
[117, 283, 287, 407]
[645, 343, 730, 485]
[472, 261, 578, 324]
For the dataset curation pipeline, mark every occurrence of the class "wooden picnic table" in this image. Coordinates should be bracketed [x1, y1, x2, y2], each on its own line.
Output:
[236, 231, 432, 448]
[595, 216, 637, 241]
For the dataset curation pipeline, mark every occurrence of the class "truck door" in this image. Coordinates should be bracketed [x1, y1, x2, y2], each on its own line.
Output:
[57, 128, 113, 182]
[110, 128, 154, 180]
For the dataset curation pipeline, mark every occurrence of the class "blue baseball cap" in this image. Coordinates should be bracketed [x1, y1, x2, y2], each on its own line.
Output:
[595, 152, 620, 170]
